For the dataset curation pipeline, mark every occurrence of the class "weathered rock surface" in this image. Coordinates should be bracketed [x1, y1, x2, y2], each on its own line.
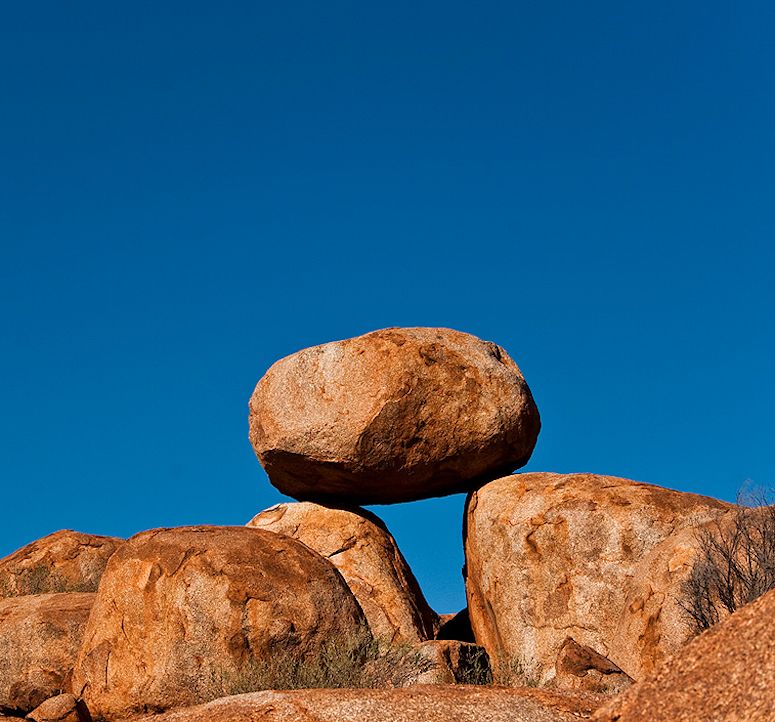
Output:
[464, 472, 732, 684]
[71, 526, 371, 721]
[134, 686, 604, 722]
[0, 593, 94, 714]
[249, 327, 540, 504]
[247, 502, 438, 643]
[26, 693, 92, 722]
[553, 637, 633, 695]
[594, 587, 775, 721]
[0, 531, 122, 599]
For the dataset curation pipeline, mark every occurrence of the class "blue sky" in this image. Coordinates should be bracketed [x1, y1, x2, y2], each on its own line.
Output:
[1, 2, 773, 612]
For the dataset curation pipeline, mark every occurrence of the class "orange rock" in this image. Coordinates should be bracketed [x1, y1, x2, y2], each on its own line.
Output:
[464, 473, 732, 684]
[71, 526, 371, 721]
[0, 530, 122, 598]
[0, 593, 94, 713]
[553, 637, 633, 695]
[249, 327, 540, 504]
[594, 587, 775, 721]
[26, 693, 92, 722]
[132, 685, 604, 722]
[248, 502, 438, 643]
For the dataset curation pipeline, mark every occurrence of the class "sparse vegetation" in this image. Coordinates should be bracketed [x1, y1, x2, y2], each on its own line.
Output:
[679, 488, 775, 634]
[1, 565, 95, 597]
[453, 646, 493, 685]
[202, 633, 436, 701]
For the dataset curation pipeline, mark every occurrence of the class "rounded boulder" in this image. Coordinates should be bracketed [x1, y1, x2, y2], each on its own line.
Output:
[71, 526, 371, 720]
[249, 327, 540, 504]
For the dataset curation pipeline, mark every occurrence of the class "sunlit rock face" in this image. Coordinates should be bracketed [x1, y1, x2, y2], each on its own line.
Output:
[464, 472, 732, 684]
[249, 327, 540, 505]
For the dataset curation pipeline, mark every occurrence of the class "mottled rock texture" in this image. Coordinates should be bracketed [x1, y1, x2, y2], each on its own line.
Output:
[247, 502, 438, 643]
[134, 686, 604, 722]
[409, 641, 491, 685]
[71, 526, 370, 721]
[0, 593, 94, 714]
[249, 327, 540, 504]
[0, 531, 122, 599]
[464, 473, 732, 684]
[594, 587, 775, 722]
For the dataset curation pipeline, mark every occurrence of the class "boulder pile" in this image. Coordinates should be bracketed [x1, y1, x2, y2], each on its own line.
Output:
[0, 327, 768, 722]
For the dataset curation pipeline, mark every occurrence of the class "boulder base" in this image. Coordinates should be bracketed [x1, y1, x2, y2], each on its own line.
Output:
[0, 593, 94, 714]
[134, 686, 604, 722]
[71, 526, 370, 720]
[248, 502, 438, 643]
[464, 472, 732, 683]
[594, 587, 775, 721]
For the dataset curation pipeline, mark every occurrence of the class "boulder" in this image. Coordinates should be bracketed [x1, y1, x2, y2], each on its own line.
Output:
[26, 693, 92, 722]
[464, 473, 732, 684]
[594, 587, 775, 721]
[247, 502, 438, 643]
[553, 637, 633, 695]
[133, 686, 604, 722]
[249, 327, 540, 504]
[0, 593, 94, 714]
[409, 641, 491, 685]
[0, 531, 122, 598]
[71, 526, 371, 721]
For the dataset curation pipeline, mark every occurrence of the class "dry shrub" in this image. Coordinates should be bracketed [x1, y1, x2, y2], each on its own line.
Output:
[680, 488, 775, 634]
[203, 633, 436, 700]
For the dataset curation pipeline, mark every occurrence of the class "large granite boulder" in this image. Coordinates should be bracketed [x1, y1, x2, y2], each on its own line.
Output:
[594, 587, 775, 721]
[249, 327, 540, 504]
[133, 686, 604, 722]
[0, 531, 122, 598]
[247, 502, 438, 643]
[0, 593, 94, 714]
[71, 526, 371, 721]
[464, 473, 732, 684]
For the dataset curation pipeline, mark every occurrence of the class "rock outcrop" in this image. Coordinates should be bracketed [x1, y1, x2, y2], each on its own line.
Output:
[464, 472, 732, 684]
[594, 587, 775, 721]
[134, 686, 604, 722]
[247, 502, 438, 643]
[0, 531, 122, 598]
[0, 593, 94, 714]
[71, 526, 371, 721]
[249, 327, 540, 504]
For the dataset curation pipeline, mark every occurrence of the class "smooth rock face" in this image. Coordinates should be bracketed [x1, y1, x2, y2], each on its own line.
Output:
[71, 526, 370, 721]
[0, 531, 122, 598]
[133, 686, 605, 722]
[247, 502, 438, 643]
[249, 327, 540, 504]
[594, 587, 775, 722]
[464, 473, 732, 684]
[0, 593, 94, 714]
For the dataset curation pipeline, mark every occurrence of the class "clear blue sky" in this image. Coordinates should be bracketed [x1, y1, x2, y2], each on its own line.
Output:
[2, 2, 773, 612]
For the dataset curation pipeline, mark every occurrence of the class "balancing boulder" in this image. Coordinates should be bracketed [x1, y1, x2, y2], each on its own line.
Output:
[249, 327, 540, 504]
